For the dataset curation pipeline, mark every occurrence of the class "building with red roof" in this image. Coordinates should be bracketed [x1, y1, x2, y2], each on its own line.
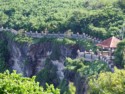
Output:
[96, 36, 121, 48]
[96, 36, 121, 56]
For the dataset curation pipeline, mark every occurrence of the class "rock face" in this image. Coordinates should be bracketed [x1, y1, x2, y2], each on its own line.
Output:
[6, 38, 75, 75]
[0, 32, 86, 94]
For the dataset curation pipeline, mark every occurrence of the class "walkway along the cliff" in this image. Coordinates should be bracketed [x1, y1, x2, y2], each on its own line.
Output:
[0, 27, 115, 72]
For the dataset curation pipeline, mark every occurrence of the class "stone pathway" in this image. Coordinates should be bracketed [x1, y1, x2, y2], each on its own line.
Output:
[0, 27, 115, 72]
[77, 50, 114, 72]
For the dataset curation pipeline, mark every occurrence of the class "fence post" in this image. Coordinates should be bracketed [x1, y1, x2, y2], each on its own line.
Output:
[84, 51, 86, 58]
[77, 32, 79, 38]
[82, 33, 85, 38]
[89, 49, 93, 60]
[98, 53, 101, 60]
[41, 31, 43, 35]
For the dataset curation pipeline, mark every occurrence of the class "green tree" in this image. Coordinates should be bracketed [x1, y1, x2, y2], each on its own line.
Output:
[65, 58, 109, 77]
[118, 0, 125, 10]
[14, 29, 33, 43]
[0, 70, 60, 94]
[88, 68, 125, 94]
[114, 39, 125, 68]
[66, 82, 76, 94]
[0, 12, 8, 27]
[0, 0, 124, 38]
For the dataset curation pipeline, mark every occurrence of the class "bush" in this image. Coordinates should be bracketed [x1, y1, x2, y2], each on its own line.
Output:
[88, 68, 125, 94]
[54, 38, 76, 45]
[118, 0, 125, 10]
[14, 30, 33, 43]
[114, 39, 125, 68]
[0, 70, 60, 94]
[65, 58, 109, 77]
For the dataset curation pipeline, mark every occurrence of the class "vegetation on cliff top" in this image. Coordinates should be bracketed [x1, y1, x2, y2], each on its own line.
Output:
[0, 0, 125, 93]
[0, 0, 125, 39]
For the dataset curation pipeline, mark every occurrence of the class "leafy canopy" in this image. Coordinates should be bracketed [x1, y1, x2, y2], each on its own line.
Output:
[0, 0, 125, 39]
[0, 70, 60, 94]
[88, 68, 125, 94]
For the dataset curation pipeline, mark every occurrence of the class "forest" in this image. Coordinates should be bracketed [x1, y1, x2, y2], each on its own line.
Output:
[0, 0, 125, 39]
[0, 0, 125, 94]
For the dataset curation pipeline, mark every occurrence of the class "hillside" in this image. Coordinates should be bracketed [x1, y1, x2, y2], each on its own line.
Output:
[0, 0, 125, 39]
[0, 0, 125, 94]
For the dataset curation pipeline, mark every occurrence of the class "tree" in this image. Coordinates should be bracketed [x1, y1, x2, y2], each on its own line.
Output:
[88, 68, 125, 94]
[0, 12, 8, 27]
[118, 0, 125, 10]
[114, 39, 125, 68]
[65, 58, 109, 77]
[66, 82, 76, 94]
[0, 0, 125, 38]
[0, 70, 60, 94]
[59, 81, 76, 94]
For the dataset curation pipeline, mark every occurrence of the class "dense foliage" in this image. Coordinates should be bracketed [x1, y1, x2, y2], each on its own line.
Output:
[34, 37, 96, 52]
[65, 58, 109, 77]
[64, 58, 110, 94]
[0, 0, 125, 39]
[0, 70, 60, 94]
[1, 0, 125, 93]
[115, 39, 125, 68]
[14, 29, 33, 43]
[88, 68, 125, 94]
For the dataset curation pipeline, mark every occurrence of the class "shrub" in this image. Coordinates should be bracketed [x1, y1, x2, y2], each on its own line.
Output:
[88, 68, 125, 94]
[0, 70, 60, 94]
[14, 30, 33, 43]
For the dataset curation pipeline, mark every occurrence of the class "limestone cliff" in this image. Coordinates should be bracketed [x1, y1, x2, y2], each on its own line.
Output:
[0, 31, 86, 94]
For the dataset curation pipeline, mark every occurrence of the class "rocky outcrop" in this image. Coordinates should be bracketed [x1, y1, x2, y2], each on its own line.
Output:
[0, 31, 87, 94]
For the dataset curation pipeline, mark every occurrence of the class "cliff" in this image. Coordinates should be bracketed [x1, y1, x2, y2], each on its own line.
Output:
[0, 31, 88, 94]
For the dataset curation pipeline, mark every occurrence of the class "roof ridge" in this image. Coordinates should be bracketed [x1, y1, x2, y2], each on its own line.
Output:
[110, 36, 114, 47]
[96, 36, 120, 48]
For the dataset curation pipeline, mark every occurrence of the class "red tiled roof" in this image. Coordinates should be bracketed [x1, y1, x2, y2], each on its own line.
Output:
[96, 36, 121, 48]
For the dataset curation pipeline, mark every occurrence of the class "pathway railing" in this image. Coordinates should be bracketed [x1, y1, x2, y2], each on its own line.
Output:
[0, 27, 115, 72]
[77, 50, 115, 72]
[0, 27, 102, 44]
